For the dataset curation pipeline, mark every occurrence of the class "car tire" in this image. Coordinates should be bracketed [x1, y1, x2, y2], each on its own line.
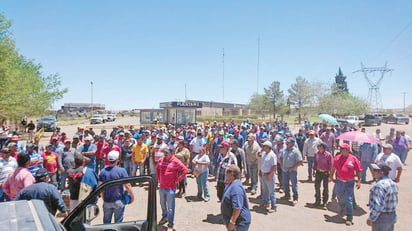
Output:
[406, 122, 409, 125]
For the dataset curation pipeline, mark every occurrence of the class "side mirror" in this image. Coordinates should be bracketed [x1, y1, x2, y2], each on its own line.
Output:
[85, 204, 99, 224]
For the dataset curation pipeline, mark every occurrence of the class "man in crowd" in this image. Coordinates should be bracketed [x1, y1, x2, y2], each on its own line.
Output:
[156, 148, 188, 231]
[99, 150, 134, 224]
[392, 130, 408, 165]
[312, 142, 333, 208]
[0, 148, 17, 201]
[78, 136, 97, 171]
[367, 163, 398, 230]
[94, 135, 107, 174]
[374, 144, 402, 183]
[243, 135, 260, 195]
[320, 128, 335, 154]
[329, 143, 362, 226]
[359, 142, 378, 183]
[131, 136, 148, 176]
[58, 139, 77, 191]
[280, 138, 303, 205]
[216, 141, 237, 201]
[229, 139, 247, 177]
[303, 130, 321, 182]
[259, 141, 277, 213]
[41, 144, 59, 187]
[3, 153, 35, 200]
[15, 168, 68, 216]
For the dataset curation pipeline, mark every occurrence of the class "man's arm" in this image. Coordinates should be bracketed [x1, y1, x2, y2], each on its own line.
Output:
[176, 161, 189, 183]
[124, 183, 135, 204]
[395, 167, 402, 183]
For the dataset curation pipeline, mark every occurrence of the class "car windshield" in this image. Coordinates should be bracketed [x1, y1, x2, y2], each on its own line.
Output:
[395, 114, 405, 117]
[40, 118, 55, 122]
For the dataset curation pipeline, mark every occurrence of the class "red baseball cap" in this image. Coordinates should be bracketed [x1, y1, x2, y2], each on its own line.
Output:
[10, 135, 19, 141]
[338, 143, 351, 151]
[218, 141, 230, 148]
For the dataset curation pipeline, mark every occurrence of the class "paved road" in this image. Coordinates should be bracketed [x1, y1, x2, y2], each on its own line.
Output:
[50, 117, 411, 231]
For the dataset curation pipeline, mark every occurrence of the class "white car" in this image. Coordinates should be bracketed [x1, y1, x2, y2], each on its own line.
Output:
[106, 114, 116, 122]
[90, 114, 104, 124]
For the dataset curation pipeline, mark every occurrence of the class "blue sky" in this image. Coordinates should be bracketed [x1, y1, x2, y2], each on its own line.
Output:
[2, 1, 411, 110]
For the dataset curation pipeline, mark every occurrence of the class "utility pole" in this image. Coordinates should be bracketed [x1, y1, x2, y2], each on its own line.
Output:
[222, 48, 225, 102]
[257, 36, 260, 94]
[91, 81, 94, 115]
[402, 92, 407, 112]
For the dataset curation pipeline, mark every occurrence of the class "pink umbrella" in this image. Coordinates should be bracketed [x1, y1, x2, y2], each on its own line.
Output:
[336, 131, 378, 144]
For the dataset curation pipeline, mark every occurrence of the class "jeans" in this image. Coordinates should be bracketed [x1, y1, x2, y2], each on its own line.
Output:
[335, 179, 355, 221]
[196, 171, 210, 199]
[394, 149, 407, 164]
[261, 173, 276, 209]
[277, 163, 283, 189]
[361, 161, 372, 182]
[372, 212, 396, 231]
[103, 200, 125, 224]
[159, 188, 176, 227]
[247, 163, 258, 191]
[217, 182, 225, 201]
[96, 159, 105, 174]
[282, 170, 298, 200]
[314, 171, 329, 204]
[131, 162, 143, 176]
[143, 158, 150, 175]
[60, 171, 68, 191]
[0, 187, 10, 202]
[123, 159, 133, 176]
[228, 224, 250, 231]
[307, 157, 314, 178]
[49, 172, 58, 188]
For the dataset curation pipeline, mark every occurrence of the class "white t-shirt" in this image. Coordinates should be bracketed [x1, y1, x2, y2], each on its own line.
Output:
[190, 137, 206, 153]
[260, 150, 277, 173]
[375, 153, 402, 180]
[193, 154, 210, 173]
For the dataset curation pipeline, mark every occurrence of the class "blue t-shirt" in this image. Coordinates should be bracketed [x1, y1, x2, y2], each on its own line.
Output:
[78, 144, 97, 170]
[221, 179, 251, 227]
[99, 166, 128, 202]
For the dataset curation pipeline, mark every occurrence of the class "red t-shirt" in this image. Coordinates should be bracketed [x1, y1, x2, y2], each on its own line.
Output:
[333, 153, 362, 181]
[94, 141, 107, 159]
[102, 145, 121, 165]
[41, 151, 59, 173]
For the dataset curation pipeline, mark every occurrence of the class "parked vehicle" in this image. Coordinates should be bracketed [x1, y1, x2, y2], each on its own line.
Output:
[363, 114, 381, 126]
[382, 114, 409, 124]
[409, 113, 412, 118]
[90, 114, 104, 124]
[106, 114, 116, 122]
[37, 116, 58, 132]
[337, 115, 362, 128]
[1, 176, 157, 231]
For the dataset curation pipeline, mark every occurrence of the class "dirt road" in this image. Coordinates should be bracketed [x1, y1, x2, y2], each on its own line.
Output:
[51, 116, 411, 231]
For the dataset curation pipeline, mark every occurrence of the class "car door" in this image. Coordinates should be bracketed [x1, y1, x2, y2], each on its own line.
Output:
[61, 175, 157, 231]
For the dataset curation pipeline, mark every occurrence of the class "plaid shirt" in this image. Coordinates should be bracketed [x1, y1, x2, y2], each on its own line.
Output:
[368, 176, 398, 222]
[216, 153, 237, 183]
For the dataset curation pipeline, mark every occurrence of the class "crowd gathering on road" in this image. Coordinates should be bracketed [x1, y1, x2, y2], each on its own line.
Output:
[0, 119, 408, 231]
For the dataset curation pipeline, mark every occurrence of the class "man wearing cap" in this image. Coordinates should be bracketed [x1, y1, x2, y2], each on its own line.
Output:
[294, 129, 306, 154]
[303, 130, 321, 182]
[216, 141, 238, 201]
[156, 148, 188, 230]
[260, 141, 277, 213]
[94, 135, 108, 174]
[189, 132, 207, 171]
[102, 139, 121, 166]
[41, 144, 59, 187]
[320, 128, 335, 154]
[78, 136, 97, 171]
[99, 150, 134, 224]
[229, 139, 247, 177]
[359, 142, 378, 183]
[392, 130, 409, 165]
[15, 168, 67, 216]
[0, 148, 17, 201]
[313, 142, 334, 208]
[367, 163, 398, 230]
[374, 144, 402, 183]
[25, 143, 44, 176]
[329, 143, 362, 226]
[131, 136, 149, 176]
[58, 139, 78, 191]
[280, 138, 303, 204]
[211, 131, 225, 176]
[9, 135, 25, 153]
[72, 135, 82, 149]
[152, 135, 169, 185]
[255, 127, 268, 146]
[243, 135, 260, 194]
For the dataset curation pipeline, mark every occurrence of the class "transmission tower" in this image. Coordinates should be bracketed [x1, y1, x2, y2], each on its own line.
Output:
[353, 62, 393, 111]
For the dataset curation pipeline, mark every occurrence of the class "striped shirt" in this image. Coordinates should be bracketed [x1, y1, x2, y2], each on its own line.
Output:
[368, 176, 398, 222]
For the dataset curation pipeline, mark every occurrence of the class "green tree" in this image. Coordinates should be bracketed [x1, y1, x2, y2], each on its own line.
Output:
[287, 76, 316, 124]
[0, 13, 67, 123]
[318, 92, 369, 116]
[246, 93, 270, 118]
[264, 81, 284, 119]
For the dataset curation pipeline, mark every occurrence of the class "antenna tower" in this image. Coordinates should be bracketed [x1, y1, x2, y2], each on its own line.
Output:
[353, 62, 393, 111]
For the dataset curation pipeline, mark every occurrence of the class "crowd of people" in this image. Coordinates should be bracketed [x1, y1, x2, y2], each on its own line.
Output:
[0, 119, 408, 231]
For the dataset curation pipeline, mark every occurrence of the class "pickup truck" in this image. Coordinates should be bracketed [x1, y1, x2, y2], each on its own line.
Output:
[0, 176, 157, 231]
[337, 116, 362, 128]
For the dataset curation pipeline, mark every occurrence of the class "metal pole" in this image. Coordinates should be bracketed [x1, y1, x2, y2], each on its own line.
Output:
[91, 81, 94, 115]
[402, 92, 407, 112]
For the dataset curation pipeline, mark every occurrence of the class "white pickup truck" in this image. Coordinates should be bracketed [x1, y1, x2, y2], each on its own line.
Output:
[337, 115, 362, 128]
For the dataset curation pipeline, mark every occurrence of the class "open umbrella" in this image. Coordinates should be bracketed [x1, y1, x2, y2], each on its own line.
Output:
[318, 114, 339, 126]
[336, 131, 378, 144]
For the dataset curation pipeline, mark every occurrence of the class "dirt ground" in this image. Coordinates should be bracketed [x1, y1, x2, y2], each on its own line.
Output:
[49, 116, 411, 231]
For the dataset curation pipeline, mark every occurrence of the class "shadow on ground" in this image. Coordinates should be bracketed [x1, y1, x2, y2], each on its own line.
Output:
[202, 213, 224, 225]
[185, 196, 204, 202]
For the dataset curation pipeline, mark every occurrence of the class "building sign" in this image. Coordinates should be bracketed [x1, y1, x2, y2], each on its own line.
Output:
[171, 101, 203, 108]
